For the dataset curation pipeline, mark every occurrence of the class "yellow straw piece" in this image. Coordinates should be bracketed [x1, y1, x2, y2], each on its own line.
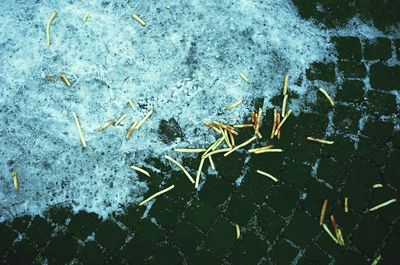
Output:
[270, 109, 277, 139]
[248, 145, 274, 153]
[97, 120, 115, 132]
[164, 155, 195, 184]
[240, 73, 250, 84]
[203, 137, 224, 157]
[115, 114, 128, 126]
[307, 136, 334, 145]
[224, 136, 257, 157]
[368, 199, 397, 212]
[371, 255, 382, 265]
[71, 112, 87, 149]
[322, 223, 339, 244]
[83, 12, 90, 22]
[131, 13, 146, 26]
[282, 94, 288, 117]
[128, 99, 135, 109]
[319, 88, 335, 107]
[252, 149, 283, 154]
[195, 158, 205, 188]
[226, 98, 243, 110]
[336, 228, 345, 246]
[12, 171, 19, 192]
[174, 148, 206, 153]
[235, 224, 240, 240]
[320, 199, 328, 225]
[373, 184, 383, 188]
[208, 156, 215, 170]
[46, 11, 57, 47]
[233, 124, 254, 128]
[130, 165, 150, 177]
[283, 75, 289, 95]
[274, 109, 292, 136]
[256, 170, 278, 182]
[126, 121, 139, 139]
[135, 109, 153, 129]
[222, 129, 232, 148]
[202, 148, 232, 159]
[60, 75, 71, 87]
[344, 197, 349, 213]
[139, 185, 174, 206]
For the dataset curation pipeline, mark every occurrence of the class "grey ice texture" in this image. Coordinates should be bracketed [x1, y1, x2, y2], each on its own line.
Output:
[0, 0, 333, 220]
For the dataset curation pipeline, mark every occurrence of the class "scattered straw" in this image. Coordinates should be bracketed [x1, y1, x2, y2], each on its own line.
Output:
[71, 112, 87, 149]
[226, 98, 243, 110]
[12, 171, 19, 192]
[320, 199, 328, 225]
[139, 185, 174, 206]
[128, 99, 135, 109]
[371, 255, 382, 265]
[373, 184, 383, 189]
[83, 12, 90, 22]
[130, 165, 150, 177]
[97, 120, 115, 132]
[209, 156, 215, 170]
[282, 94, 288, 117]
[319, 88, 335, 107]
[322, 223, 339, 244]
[236, 224, 240, 240]
[135, 109, 153, 129]
[224, 136, 257, 157]
[368, 199, 397, 212]
[344, 197, 349, 213]
[274, 109, 292, 136]
[283, 74, 289, 95]
[115, 114, 128, 126]
[175, 148, 206, 153]
[270, 109, 277, 139]
[202, 148, 232, 159]
[240, 73, 250, 84]
[256, 170, 278, 182]
[251, 148, 283, 154]
[131, 13, 146, 26]
[233, 124, 254, 128]
[60, 75, 71, 87]
[164, 155, 195, 184]
[248, 145, 274, 153]
[46, 11, 57, 47]
[307, 136, 334, 145]
[126, 121, 139, 139]
[195, 158, 205, 188]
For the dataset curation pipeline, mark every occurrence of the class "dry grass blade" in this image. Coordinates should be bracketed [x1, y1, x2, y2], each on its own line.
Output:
[97, 120, 115, 132]
[72, 112, 87, 149]
[131, 13, 146, 26]
[130, 165, 150, 177]
[224, 136, 257, 157]
[320, 199, 328, 225]
[46, 11, 57, 47]
[256, 170, 278, 182]
[164, 155, 195, 184]
[139, 185, 174, 206]
[319, 88, 335, 107]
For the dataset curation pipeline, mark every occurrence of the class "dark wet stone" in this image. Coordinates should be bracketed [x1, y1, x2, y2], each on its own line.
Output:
[212, 151, 246, 183]
[68, 211, 101, 240]
[188, 249, 222, 265]
[151, 244, 183, 265]
[335, 250, 366, 265]
[229, 232, 265, 265]
[284, 212, 319, 247]
[76, 241, 107, 265]
[383, 228, 400, 265]
[338, 60, 367, 78]
[290, 139, 322, 164]
[239, 169, 275, 204]
[369, 0, 400, 33]
[370, 63, 400, 90]
[336, 79, 364, 104]
[10, 215, 31, 234]
[333, 104, 361, 134]
[44, 232, 78, 265]
[158, 118, 184, 144]
[254, 97, 265, 110]
[296, 112, 328, 137]
[186, 200, 219, 232]
[347, 156, 380, 188]
[169, 222, 203, 256]
[320, 136, 355, 163]
[198, 176, 233, 207]
[267, 185, 299, 218]
[331, 208, 360, 235]
[365, 90, 397, 116]
[257, 206, 285, 242]
[298, 245, 330, 265]
[95, 220, 127, 253]
[224, 193, 256, 226]
[148, 196, 184, 229]
[306, 62, 336, 82]
[364, 38, 392, 61]
[45, 206, 72, 225]
[25, 216, 53, 246]
[362, 118, 394, 143]
[332, 36, 362, 61]
[205, 217, 236, 255]
[317, 157, 346, 191]
[383, 149, 400, 189]
[396, 39, 400, 60]
[2, 239, 38, 265]
[352, 215, 389, 256]
[357, 137, 391, 166]
[269, 238, 299, 264]
[114, 204, 145, 230]
[0, 224, 17, 253]
[302, 179, 339, 218]
[281, 160, 311, 189]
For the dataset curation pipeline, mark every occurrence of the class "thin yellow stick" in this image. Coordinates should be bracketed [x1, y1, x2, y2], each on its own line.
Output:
[226, 98, 243, 110]
[371, 255, 382, 265]
[130, 165, 150, 177]
[256, 170, 278, 182]
[224, 136, 257, 157]
[248, 145, 274, 153]
[320, 199, 328, 225]
[235, 224, 240, 240]
[164, 155, 195, 184]
[322, 223, 339, 244]
[319, 88, 335, 107]
[83, 12, 90, 22]
[139, 185, 174, 206]
[307, 136, 334, 145]
[202, 148, 232, 159]
[97, 120, 115, 132]
[282, 94, 288, 117]
[46, 11, 57, 47]
[195, 158, 205, 188]
[72, 112, 87, 149]
[344, 197, 349, 213]
[252, 149, 283, 154]
[126, 121, 139, 139]
[209, 156, 215, 170]
[270, 109, 277, 139]
[240, 73, 250, 84]
[174, 148, 206, 153]
[222, 129, 232, 148]
[274, 109, 292, 136]
[115, 114, 127, 126]
[368, 199, 397, 212]
[12, 171, 19, 191]
[135, 109, 153, 129]
[60, 75, 71, 87]
[283, 75, 289, 95]
[128, 99, 135, 109]
[373, 184, 383, 188]
[131, 13, 146, 26]
[233, 124, 254, 128]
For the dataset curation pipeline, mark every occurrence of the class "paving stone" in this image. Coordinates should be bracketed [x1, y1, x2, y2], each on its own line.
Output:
[25, 216, 53, 247]
[290, 139, 322, 164]
[239, 170, 275, 205]
[76, 241, 107, 265]
[114, 204, 145, 231]
[332, 36, 362, 61]
[169, 222, 203, 256]
[362, 118, 394, 144]
[151, 244, 183, 265]
[352, 215, 388, 257]
[205, 217, 236, 255]
[95, 220, 127, 253]
[186, 200, 219, 232]
[336, 79, 365, 104]
[357, 137, 391, 165]
[0, 224, 17, 254]
[68, 211, 101, 240]
[257, 206, 285, 242]
[267, 185, 299, 218]
[317, 157, 347, 190]
[333, 104, 361, 134]
[303, 178, 339, 218]
[44, 232, 79, 265]
[229, 232, 266, 265]
[365, 90, 397, 116]
[370, 63, 400, 90]
[148, 196, 185, 230]
[212, 151, 246, 183]
[347, 156, 380, 188]
[269, 238, 299, 264]
[368, 186, 399, 224]
[395, 39, 400, 60]
[383, 149, 400, 189]
[383, 226, 400, 265]
[297, 245, 330, 265]
[338, 60, 367, 78]
[45, 206, 72, 225]
[188, 249, 222, 265]
[281, 159, 311, 189]
[224, 193, 256, 226]
[335, 250, 366, 265]
[364, 38, 392, 61]
[198, 176, 233, 207]
[284, 212, 320, 247]
[320, 136, 355, 163]
[306, 62, 336, 82]
[158, 118, 184, 144]
[10, 215, 31, 234]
